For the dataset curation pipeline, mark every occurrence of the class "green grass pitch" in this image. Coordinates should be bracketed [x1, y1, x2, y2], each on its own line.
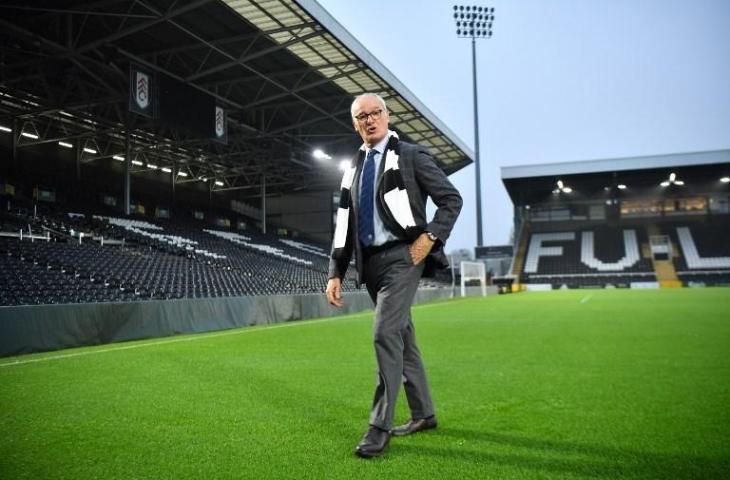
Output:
[1, 288, 729, 479]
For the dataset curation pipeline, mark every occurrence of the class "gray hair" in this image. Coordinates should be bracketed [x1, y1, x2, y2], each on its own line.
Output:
[350, 93, 388, 117]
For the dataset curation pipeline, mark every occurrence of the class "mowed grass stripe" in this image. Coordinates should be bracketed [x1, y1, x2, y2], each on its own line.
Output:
[1, 288, 729, 480]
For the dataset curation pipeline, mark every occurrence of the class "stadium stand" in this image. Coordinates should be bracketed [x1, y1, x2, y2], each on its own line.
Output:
[516, 218, 730, 289]
[0, 196, 450, 307]
[0, 204, 348, 307]
[521, 223, 657, 288]
[501, 150, 730, 289]
[659, 217, 730, 286]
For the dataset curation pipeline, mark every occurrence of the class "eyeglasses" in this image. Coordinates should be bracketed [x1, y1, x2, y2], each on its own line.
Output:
[353, 109, 384, 123]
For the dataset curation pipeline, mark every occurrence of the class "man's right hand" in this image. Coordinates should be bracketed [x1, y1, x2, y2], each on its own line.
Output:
[326, 277, 344, 308]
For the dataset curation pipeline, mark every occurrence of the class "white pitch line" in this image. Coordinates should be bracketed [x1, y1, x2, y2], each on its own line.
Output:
[580, 294, 593, 304]
[0, 297, 460, 368]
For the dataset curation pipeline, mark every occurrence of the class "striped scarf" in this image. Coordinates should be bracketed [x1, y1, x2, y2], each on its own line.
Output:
[332, 130, 416, 251]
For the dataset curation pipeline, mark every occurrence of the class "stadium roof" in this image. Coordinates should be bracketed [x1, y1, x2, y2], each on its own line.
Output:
[502, 149, 730, 179]
[226, 0, 474, 171]
[501, 149, 730, 206]
[0, 0, 473, 199]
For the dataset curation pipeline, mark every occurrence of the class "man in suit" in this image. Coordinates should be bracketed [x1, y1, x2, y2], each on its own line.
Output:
[325, 93, 462, 458]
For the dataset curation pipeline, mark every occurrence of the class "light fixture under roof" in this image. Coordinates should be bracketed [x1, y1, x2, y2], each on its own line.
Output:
[553, 179, 573, 194]
[20, 121, 40, 140]
[721, 176, 730, 184]
[661, 172, 685, 187]
[82, 138, 99, 155]
[338, 159, 351, 171]
[58, 141, 73, 149]
[312, 149, 331, 161]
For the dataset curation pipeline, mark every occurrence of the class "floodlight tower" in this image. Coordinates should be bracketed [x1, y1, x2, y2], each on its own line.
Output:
[452, 5, 495, 247]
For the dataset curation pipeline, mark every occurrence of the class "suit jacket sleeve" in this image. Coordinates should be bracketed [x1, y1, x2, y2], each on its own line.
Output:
[413, 147, 463, 243]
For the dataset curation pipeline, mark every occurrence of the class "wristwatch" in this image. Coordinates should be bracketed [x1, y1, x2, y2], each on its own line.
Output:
[425, 231, 438, 242]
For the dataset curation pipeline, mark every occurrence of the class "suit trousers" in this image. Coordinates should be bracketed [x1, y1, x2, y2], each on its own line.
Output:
[364, 243, 435, 430]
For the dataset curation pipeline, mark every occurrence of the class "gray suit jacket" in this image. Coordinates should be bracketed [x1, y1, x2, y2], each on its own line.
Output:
[328, 137, 463, 286]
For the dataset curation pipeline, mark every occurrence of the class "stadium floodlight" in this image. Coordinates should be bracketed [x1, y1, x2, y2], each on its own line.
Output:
[112, 155, 125, 162]
[0, 125, 11, 132]
[214, 180, 224, 186]
[83, 147, 97, 154]
[617, 184, 627, 189]
[177, 171, 189, 177]
[21, 131, 39, 139]
[721, 177, 730, 183]
[147, 163, 158, 170]
[661, 172, 684, 187]
[452, 4, 496, 247]
[161, 167, 172, 173]
[554, 179, 573, 194]
[58, 141, 73, 149]
[312, 149, 332, 161]
[338, 159, 351, 171]
[131, 160, 144, 166]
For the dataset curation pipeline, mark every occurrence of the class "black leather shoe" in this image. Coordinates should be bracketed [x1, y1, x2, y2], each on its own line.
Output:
[355, 426, 390, 458]
[391, 416, 438, 436]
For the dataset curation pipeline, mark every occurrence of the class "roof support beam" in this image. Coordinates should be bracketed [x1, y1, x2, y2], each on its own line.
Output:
[185, 28, 323, 82]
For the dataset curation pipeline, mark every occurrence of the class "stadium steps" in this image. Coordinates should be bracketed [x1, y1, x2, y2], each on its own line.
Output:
[654, 261, 681, 287]
[509, 222, 531, 291]
[646, 224, 681, 287]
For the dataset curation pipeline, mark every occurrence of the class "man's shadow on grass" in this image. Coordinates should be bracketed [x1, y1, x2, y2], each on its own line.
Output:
[391, 427, 729, 479]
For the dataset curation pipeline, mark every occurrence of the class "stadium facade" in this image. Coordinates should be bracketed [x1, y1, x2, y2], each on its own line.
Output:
[500, 149, 730, 290]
